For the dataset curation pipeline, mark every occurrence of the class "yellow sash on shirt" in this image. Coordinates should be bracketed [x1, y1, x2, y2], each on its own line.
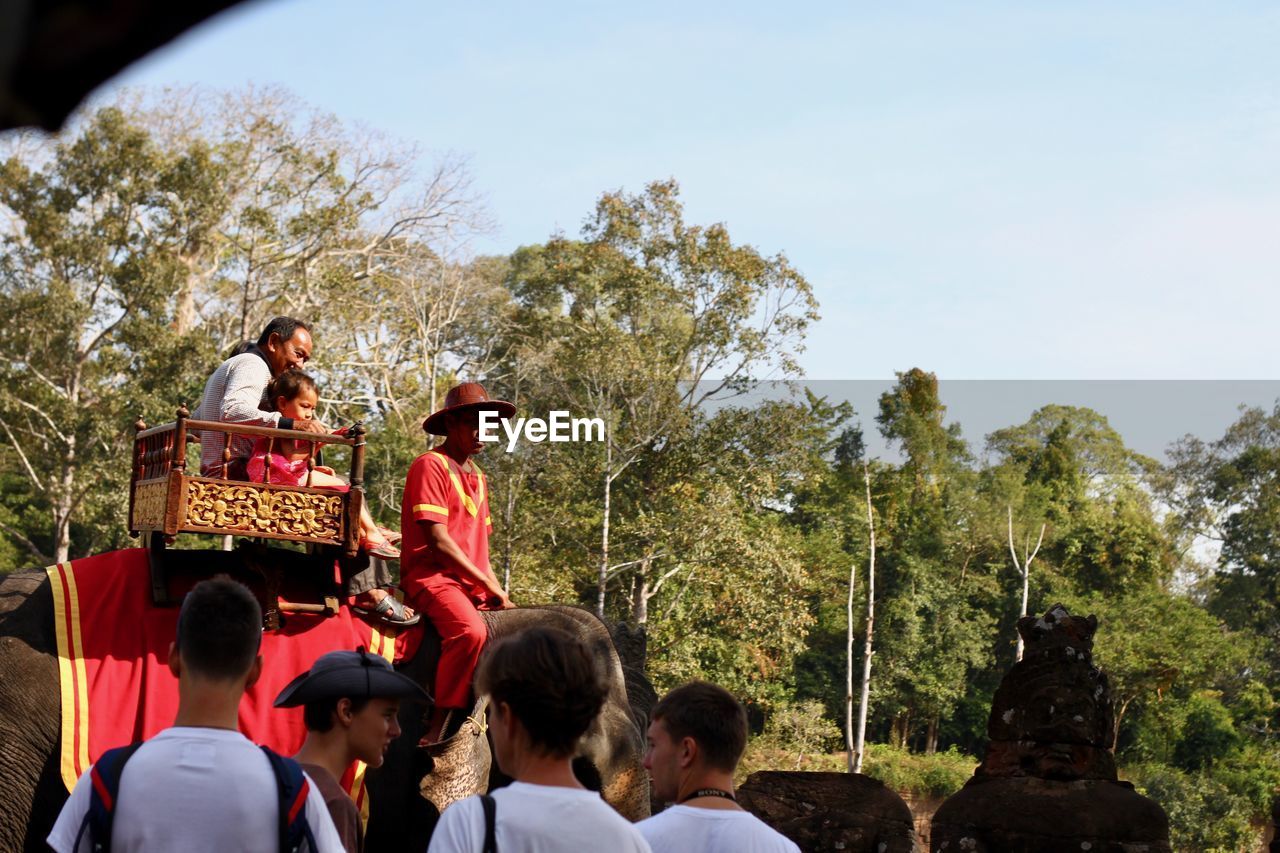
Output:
[426, 451, 486, 518]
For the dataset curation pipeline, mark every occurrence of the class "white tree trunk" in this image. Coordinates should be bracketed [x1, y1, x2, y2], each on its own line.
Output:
[502, 483, 516, 592]
[53, 461, 73, 564]
[596, 438, 613, 618]
[1008, 506, 1046, 662]
[632, 574, 649, 625]
[854, 458, 876, 774]
[1016, 563, 1030, 661]
[53, 370, 84, 564]
[844, 541, 858, 772]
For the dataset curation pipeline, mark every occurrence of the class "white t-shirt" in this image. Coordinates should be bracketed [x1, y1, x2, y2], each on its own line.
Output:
[47, 727, 345, 853]
[428, 781, 652, 853]
[638, 805, 800, 853]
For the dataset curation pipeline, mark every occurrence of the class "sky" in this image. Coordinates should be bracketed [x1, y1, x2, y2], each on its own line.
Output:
[99, 0, 1280, 386]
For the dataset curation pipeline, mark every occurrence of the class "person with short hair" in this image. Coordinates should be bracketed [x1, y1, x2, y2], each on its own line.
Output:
[427, 626, 651, 853]
[274, 648, 431, 853]
[638, 681, 799, 853]
[402, 382, 517, 744]
[193, 316, 413, 626]
[194, 316, 327, 478]
[252, 369, 402, 562]
[47, 577, 345, 852]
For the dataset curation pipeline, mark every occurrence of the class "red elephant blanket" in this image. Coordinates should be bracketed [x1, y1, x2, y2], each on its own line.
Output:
[46, 548, 423, 823]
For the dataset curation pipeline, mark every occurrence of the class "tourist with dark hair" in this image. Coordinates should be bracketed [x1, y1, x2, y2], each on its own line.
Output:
[193, 316, 414, 626]
[253, 369, 402, 562]
[638, 681, 798, 853]
[194, 316, 327, 479]
[47, 577, 344, 852]
[427, 626, 650, 853]
[275, 648, 431, 853]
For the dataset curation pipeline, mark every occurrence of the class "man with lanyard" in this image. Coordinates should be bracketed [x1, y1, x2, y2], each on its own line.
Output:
[192, 316, 415, 628]
[639, 681, 800, 853]
[401, 382, 517, 744]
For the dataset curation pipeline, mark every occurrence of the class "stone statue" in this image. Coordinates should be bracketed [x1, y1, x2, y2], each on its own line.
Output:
[931, 604, 1171, 852]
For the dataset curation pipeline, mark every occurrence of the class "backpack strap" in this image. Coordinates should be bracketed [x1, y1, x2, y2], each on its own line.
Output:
[480, 793, 497, 853]
[82, 742, 145, 853]
[260, 746, 318, 853]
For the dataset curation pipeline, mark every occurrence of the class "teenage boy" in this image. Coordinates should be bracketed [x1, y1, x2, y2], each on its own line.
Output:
[274, 647, 431, 853]
[48, 577, 344, 852]
[639, 681, 799, 853]
[428, 626, 650, 853]
[401, 382, 517, 744]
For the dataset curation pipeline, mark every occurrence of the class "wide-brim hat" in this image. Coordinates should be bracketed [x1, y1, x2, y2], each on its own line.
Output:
[274, 648, 431, 708]
[423, 382, 516, 436]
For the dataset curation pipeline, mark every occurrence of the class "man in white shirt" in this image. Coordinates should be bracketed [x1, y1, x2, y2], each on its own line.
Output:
[193, 316, 328, 478]
[192, 316, 414, 627]
[428, 626, 651, 853]
[47, 577, 345, 853]
[638, 681, 800, 853]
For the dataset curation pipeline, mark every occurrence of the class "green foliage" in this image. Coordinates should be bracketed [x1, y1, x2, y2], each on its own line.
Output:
[859, 744, 976, 798]
[2, 91, 1278, 838]
[1064, 586, 1243, 753]
[1212, 744, 1280, 817]
[756, 700, 842, 768]
[862, 369, 995, 746]
[1172, 692, 1241, 771]
[0, 107, 219, 565]
[1128, 763, 1261, 853]
[736, 741, 978, 800]
[1165, 403, 1280, 674]
[492, 180, 823, 710]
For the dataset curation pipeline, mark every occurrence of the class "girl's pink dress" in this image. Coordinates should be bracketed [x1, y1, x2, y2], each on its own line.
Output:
[245, 437, 315, 486]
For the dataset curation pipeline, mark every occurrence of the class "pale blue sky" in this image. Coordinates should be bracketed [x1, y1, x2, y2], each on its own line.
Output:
[103, 1, 1280, 380]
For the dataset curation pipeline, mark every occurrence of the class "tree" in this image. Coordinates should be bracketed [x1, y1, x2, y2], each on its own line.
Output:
[1008, 505, 1046, 662]
[0, 108, 217, 563]
[987, 405, 1172, 598]
[871, 369, 993, 753]
[0, 90, 490, 564]
[1069, 585, 1241, 749]
[504, 179, 818, 618]
[1165, 403, 1280, 674]
[852, 456, 876, 773]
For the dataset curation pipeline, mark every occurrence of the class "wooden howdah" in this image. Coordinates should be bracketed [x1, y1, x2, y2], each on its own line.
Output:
[129, 405, 369, 609]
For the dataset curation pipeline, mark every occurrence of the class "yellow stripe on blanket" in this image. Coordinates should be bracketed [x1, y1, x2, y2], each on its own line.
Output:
[48, 562, 90, 791]
[346, 619, 404, 828]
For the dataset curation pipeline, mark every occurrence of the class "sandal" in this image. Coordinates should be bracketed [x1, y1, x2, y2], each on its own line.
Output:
[361, 536, 400, 560]
[353, 594, 420, 628]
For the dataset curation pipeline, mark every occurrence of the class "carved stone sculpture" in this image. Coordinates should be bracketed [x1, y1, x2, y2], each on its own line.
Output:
[931, 604, 1171, 852]
[738, 771, 919, 852]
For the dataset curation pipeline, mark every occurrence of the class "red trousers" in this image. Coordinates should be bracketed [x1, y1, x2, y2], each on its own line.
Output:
[411, 577, 488, 709]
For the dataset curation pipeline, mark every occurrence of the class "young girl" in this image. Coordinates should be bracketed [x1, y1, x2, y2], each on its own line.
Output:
[248, 369, 401, 560]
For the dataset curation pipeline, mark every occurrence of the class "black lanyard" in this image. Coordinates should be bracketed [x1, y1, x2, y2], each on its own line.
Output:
[678, 788, 736, 804]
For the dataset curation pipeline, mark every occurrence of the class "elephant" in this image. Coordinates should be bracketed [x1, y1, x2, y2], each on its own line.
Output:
[0, 564, 653, 852]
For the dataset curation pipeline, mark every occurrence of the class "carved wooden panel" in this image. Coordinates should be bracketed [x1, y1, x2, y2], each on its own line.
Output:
[131, 479, 170, 531]
[182, 479, 345, 542]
